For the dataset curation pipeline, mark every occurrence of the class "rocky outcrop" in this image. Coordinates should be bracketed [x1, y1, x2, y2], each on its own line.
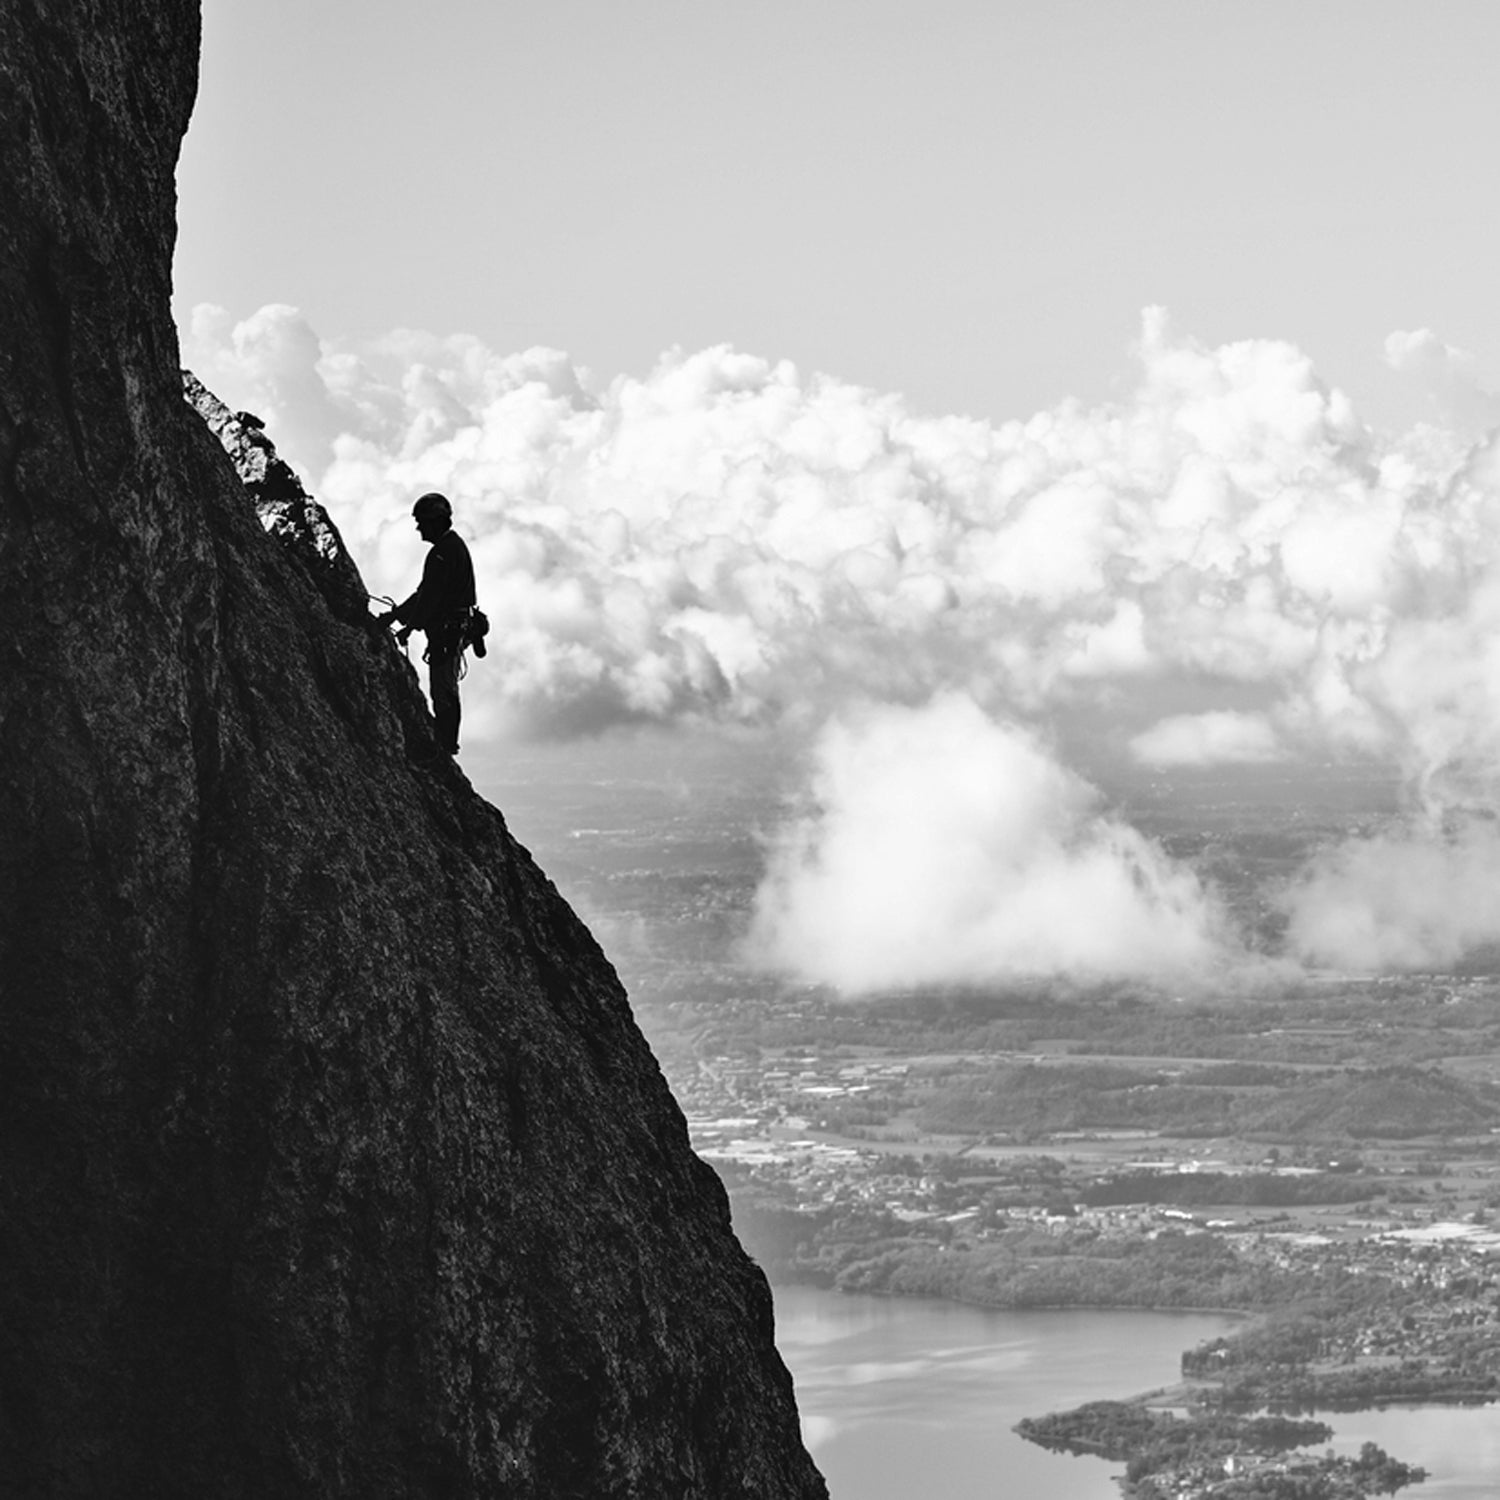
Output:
[184, 373, 373, 625]
[0, 4, 826, 1497]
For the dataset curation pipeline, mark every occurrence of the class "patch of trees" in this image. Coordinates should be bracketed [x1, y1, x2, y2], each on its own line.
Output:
[915, 1064, 1249, 1134]
[913, 1060, 1500, 1141]
[1236, 1065, 1500, 1140]
[1017, 1400, 1331, 1464]
[1198, 1444, 1425, 1499]
[1347, 1440, 1429, 1495]
[1021, 1403, 1427, 1497]
[1190, 1062, 1306, 1087]
[1080, 1171, 1376, 1209]
[761, 1216, 1358, 1311]
[1204, 1359, 1500, 1412]
[723, 1196, 834, 1270]
[1184, 1304, 1368, 1375]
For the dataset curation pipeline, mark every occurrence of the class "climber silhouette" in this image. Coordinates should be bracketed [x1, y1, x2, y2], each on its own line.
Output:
[377, 492, 476, 758]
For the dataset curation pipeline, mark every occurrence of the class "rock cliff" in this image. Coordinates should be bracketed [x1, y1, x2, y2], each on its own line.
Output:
[0, 3, 826, 1496]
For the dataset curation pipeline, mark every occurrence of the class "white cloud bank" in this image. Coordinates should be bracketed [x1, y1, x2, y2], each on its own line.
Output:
[184, 303, 1500, 767]
[1128, 711, 1286, 769]
[182, 303, 1500, 984]
[743, 696, 1229, 993]
[1285, 819, 1500, 972]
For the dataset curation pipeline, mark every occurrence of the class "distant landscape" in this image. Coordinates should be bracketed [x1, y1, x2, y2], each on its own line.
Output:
[487, 732, 1500, 1498]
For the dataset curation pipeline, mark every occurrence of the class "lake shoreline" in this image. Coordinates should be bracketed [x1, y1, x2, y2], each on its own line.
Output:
[774, 1287, 1500, 1499]
[771, 1273, 1262, 1324]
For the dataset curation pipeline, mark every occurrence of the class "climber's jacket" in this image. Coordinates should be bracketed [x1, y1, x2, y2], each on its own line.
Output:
[394, 529, 476, 651]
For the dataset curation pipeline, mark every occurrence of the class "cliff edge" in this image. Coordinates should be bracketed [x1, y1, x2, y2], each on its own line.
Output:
[0, 3, 826, 1496]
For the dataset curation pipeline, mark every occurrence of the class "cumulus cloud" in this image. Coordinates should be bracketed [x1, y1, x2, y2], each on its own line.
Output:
[1384, 328, 1500, 437]
[1283, 817, 1500, 972]
[182, 302, 1500, 979]
[743, 696, 1230, 994]
[180, 302, 1500, 768]
[798, 1416, 839, 1452]
[1129, 710, 1285, 768]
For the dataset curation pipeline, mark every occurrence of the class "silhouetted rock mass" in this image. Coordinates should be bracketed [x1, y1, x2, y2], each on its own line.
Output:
[0, 4, 826, 1497]
[186, 373, 373, 625]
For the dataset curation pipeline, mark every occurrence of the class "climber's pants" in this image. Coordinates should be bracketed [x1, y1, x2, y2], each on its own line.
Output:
[428, 647, 462, 755]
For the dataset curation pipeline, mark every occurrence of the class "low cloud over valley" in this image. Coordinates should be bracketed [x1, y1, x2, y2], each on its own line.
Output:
[184, 304, 1500, 988]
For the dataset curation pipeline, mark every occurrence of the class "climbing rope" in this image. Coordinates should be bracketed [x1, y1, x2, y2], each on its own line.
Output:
[367, 593, 482, 675]
[367, 593, 415, 663]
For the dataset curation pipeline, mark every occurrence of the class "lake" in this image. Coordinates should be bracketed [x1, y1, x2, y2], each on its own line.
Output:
[773, 1286, 1500, 1498]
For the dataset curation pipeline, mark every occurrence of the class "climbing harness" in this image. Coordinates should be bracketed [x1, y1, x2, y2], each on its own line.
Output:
[369, 593, 488, 677]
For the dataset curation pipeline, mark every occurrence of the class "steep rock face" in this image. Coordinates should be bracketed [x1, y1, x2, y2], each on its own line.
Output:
[184, 373, 373, 625]
[0, 4, 826, 1497]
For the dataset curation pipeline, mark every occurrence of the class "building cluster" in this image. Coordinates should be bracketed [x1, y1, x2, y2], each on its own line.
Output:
[675, 1046, 1500, 1304]
[1141, 1448, 1411, 1500]
[666, 1036, 1495, 1498]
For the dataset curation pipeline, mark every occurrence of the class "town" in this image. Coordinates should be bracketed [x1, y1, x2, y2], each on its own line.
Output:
[635, 977, 1500, 1497]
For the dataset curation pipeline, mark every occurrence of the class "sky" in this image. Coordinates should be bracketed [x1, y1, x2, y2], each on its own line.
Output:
[176, 0, 1500, 429]
[173, 1, 1500, 992]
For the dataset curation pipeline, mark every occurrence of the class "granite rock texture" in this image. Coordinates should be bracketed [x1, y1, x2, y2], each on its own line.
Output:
[0, 4, 826, 1496]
